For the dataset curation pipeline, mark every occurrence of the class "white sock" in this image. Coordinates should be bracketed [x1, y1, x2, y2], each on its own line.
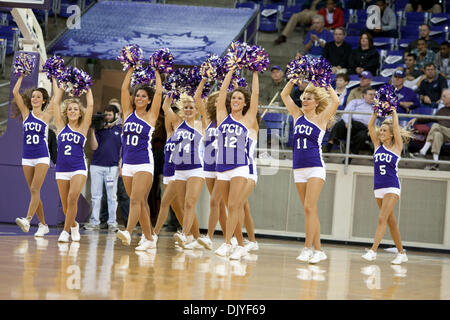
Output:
[420, 142, 431, 155]
[433, 153, 439, 161]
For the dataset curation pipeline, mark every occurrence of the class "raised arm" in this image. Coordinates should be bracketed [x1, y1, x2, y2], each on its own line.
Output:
[12, 75, 29, 120]
[280, 79, 303, 120]
[217, 68, 235, 124]
[81, 88, 94, 133]
[51, 77, 65, 132]
[121, 68, 133, 119]
[162, 94, 180, 135]
[319, 85, 340, 124]
[391, 109, 403, 152]
[245, 71, 260, 122]
[368, 111, 380, 149]
[149, 70, 163, 122]
[194, 78, 208, 131]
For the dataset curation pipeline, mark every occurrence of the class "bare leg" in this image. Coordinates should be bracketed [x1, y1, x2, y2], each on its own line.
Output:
[153, 182, 178, 235]
[22, 164, 49, 224]
[181, 177, 204, 236]
[63, 175, 87, 232]
[371, 194, 401, 252]
[206, 178, 227, 239]
[224, 177, 248, 244]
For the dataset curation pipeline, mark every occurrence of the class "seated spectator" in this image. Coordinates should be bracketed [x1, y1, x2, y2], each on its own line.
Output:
[364, 0, 398, 38]
[417, 63, 448, 108]
[392, 70, 420, 113]
[405, 0, 442, 13]
[404, 53, 423, 80]
[348, 32, 380, 75]
[325, 87, 376, 158]
[346, 71, 373, 104]
[335, 73, 350, 108]
[412, 39, 436, 72]
[411, 89, 450, 170]
[303, 15, 334, 58]
[322, 27, 353, 74]
[407, 24, 440, 53]
[261, 65, 287, 108]
[434, 41, 449, 81]
[274, 0, 327, 45]
[291, 80, 309, 106]
[317, 0, 344, 30]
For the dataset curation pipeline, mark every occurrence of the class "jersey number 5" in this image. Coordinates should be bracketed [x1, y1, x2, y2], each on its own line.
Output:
[379, 165, 386, 175]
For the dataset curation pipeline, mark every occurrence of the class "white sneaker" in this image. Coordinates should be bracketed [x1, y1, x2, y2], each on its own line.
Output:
[186, 234, 194, 244]
[117, 230, 131, 246]
[244, 239, 259, 252]
[58, 230, 70, 243]
[70, 222, 80, 242]
[135, 237, 156, 251]
[230, 246, 247, 260]
[215, 242, 232, 257]
[16, 217, 30, 233]
[309, 250, 327, 264]
[152, 233, 158, 244]
[34, 223, 49, 237]
[296, 247, 313, 262]
[230, 237, 238, 249]
[138, 234, 145, 246]
[174, 232, 187, 248]
[197, 235, 213, 250]
[184, 239, 204, 250]
[391, 253, 408, 265]
[362, 249, 377, 261]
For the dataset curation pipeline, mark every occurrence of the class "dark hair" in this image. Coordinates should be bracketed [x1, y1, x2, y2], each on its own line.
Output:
[406, 53, 417, 60]
[362, 86, 375, 94]
[335, 27, 346, 36]
[230, 87, 251, 116]
[104, 104, 119, 114]
[336, 73, 350, 82]
[417, 38, 427, 44]
[360, 32, 374, 49]
[425, 62, 436, 69]
[441, 41, 450, 47]
[131, 84, 155, 112]
[12, 87, 49, 120]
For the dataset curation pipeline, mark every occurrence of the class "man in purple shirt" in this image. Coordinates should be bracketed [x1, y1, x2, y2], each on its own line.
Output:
[303, 14, 334, 57]
[392, 70, 420, 114]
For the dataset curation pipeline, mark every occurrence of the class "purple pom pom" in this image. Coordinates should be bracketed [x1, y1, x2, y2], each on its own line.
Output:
[237, 77, 248, 89]
[200, 54, 221, 80]
[224, 41, 248, 71]
[149, 48, 174, 74]
[13, 53, 36, 76]
[308, 57, 332, 88]
[43, 55, 65, 80]
[163, 68, 189, 101]
[373, 84, 399, 117]
[131, 65, 155, 87]
[117, 44, 144, 71]
[60, 66, 93, 97]
[245, 45, 270, 72]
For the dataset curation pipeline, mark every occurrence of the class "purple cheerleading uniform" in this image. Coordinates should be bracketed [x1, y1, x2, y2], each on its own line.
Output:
[56, 125, 87, 172]
[373, 145, 400, 190]
[203, 121, 218, 172]
[22, 112, 49, 159]
[122, 111, 155, 165]
[172, 121, 203, 170]
[292, 115, 325, 169]
[247, 137, 257, 175]
[216, 114, 248, 172]
[163, 134, 176, 178]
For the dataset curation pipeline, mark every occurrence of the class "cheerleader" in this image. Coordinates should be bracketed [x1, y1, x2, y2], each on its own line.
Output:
[116, 68, 162, 250]
[13, 75, 52, 237]
[362, 109, 411, 265]
[281, 79, 339, 264]
[153, 95, 201, 243]
[168, 91, 205, 248]
[214, 68, 259, 260]
[51, 78, 94, 242]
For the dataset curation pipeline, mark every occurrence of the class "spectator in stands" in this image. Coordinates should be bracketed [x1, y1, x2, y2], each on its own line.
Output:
[317, 0, 344, 30]
[417, 63, 448, 108]
[407, 24, 440, 53]
[84, 104, 122, 232]
[274, 0, 327, 45]
[364, 0, 397, 38]
[412, 39, 436, 72]
[404, 53, 423, 80]
[348, 0, 375, 9]
[348, 32, 380, 75]
[411, 89, 450, 170]
[291, 79, 309, 106]
[325, 87, 376, 158]
[261, 65, 287, 107]
[392, 70, 420, 114]
[303, 15, 334, 58]
[335, 73, 350, 108]
[405, 0, 442, 13]
[434, 41, 449, 81]
[47, 125, 57, 165]
[322, 27, 352, 74]
[346, 71, 373, 104]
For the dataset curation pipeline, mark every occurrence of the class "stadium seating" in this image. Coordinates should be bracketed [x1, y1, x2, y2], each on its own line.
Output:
[258, 4, 283, 32]
[263, 112, 289, 147]
[0, 26, 19, 55]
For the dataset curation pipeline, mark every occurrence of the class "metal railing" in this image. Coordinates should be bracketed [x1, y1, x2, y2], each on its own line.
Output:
[258, 105, 450, 173]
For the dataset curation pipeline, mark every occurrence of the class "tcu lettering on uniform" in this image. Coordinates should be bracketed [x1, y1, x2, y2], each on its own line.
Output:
[176, 130, 195, 141]
[220, 123, 243, 136]
[374, 153, 392, 163]
[165, 142, 176, 151]
[123, 122, 143, 134]
[60, 132, 80, 144]
[294, 124, 313, 136]
[207, 127, 218, 137]
[24, 122, 42, 132]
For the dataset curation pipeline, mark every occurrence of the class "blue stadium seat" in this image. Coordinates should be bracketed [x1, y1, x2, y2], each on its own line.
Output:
[429, 13, 450, 26]
[373, 37, 395, 50]
[345, 35, 360, 49]
[400, 25, 421, 40]
[346, 22, 365, 36]
[287, 115, 294, 147]
[258, 4, 283, 32]
[393, 0, 409, 11]
[404, 12, 427, 25]
[263, 112, 289, 146]
[411, 106, 436, 115]
[0, 25, 19, 55]
[235, 2, 259, 10]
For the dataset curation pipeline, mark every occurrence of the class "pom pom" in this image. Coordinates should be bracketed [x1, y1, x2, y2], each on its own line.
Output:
[117, 44, 144, 71]
[236, 77, 248, 89]
[42, 55, 66, 80]
[200, 54, 221, 80]
[149, 48, 174, 74]
[224, 41, 248, 71]
[308, 57, 332, 88]
[60, 66, 93, 97]
[13, 53, 36, 77]
[131, 65, 155, 87]
[373, 84, 399, 117]
[245, 45, 270, 72]
[163, 68, 189, 101]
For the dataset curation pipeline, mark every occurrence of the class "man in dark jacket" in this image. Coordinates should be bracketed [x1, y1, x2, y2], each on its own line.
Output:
[322, 27, 352, 74]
